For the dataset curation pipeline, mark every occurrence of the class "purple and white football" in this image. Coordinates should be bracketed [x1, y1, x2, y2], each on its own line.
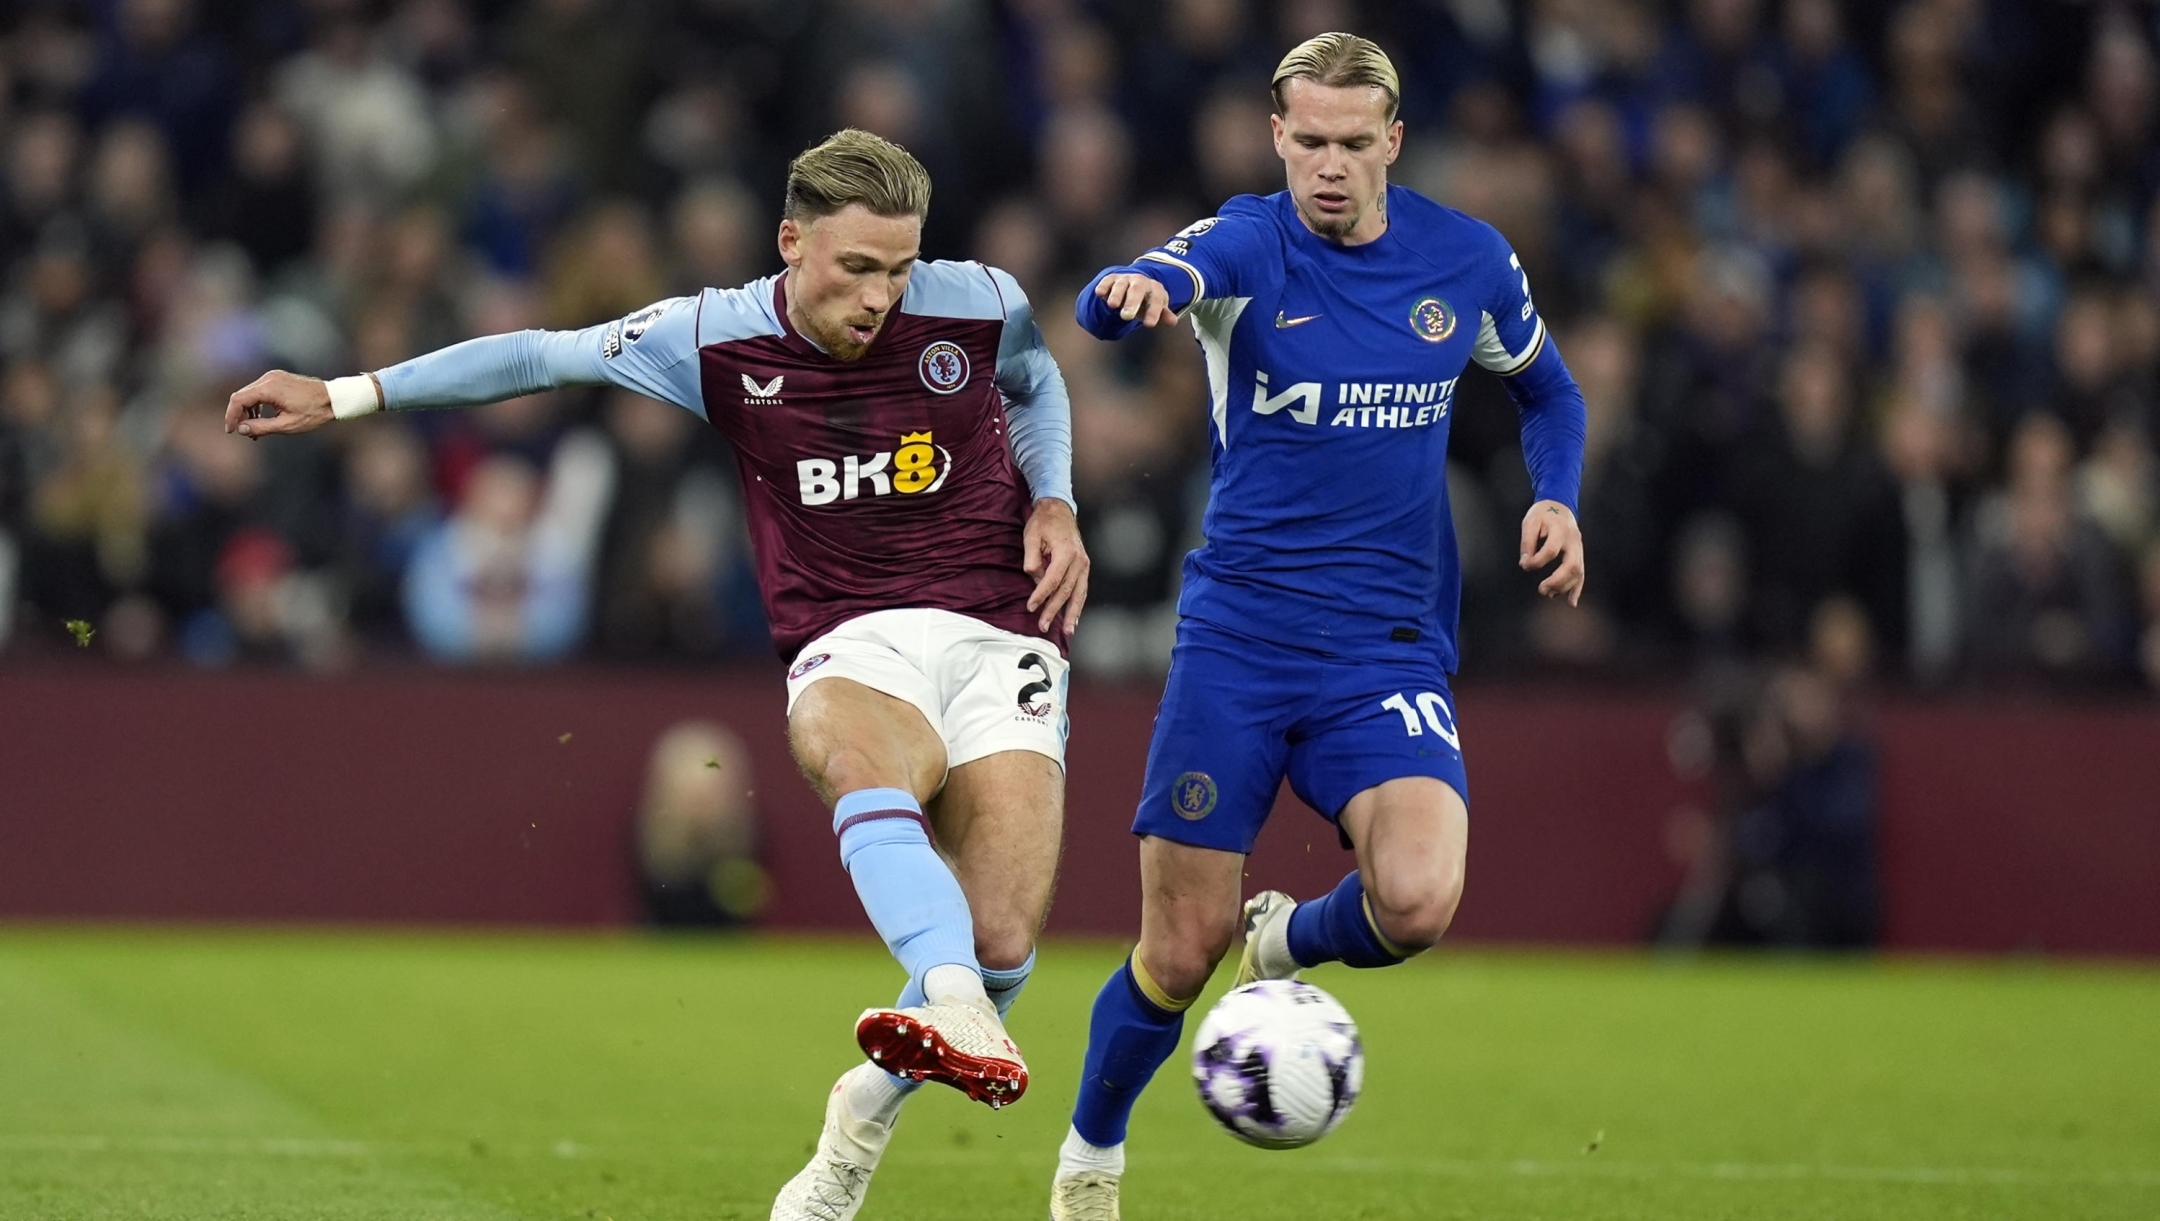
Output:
[1191, 979, 1364, 1149]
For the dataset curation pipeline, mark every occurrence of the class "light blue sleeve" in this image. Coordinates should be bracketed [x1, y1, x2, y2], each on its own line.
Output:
[988, 268, 1074, 511]
[374, 296, 709, 418]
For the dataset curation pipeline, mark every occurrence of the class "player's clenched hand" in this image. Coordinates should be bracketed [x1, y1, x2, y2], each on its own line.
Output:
[1095, 273, 1180, 328]
[224, 370, 340, 439]
[1519, 500, 1586, 606]
[1023, 497, 1090, 635]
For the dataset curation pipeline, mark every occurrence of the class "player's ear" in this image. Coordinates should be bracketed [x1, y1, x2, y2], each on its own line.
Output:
[777, 217, 804, 269]
[1269, 112, 1286, 159]
[1384, 120, 1403, 166]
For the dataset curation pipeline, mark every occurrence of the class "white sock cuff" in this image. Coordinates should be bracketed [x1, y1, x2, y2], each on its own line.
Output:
[922, 962, 994, 1017]
[1057, 1125, 1125, 1177]
[843, 1062, 917, 1128]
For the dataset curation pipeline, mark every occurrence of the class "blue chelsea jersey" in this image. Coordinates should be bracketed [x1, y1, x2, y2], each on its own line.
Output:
[1138, 186, 1549, 670]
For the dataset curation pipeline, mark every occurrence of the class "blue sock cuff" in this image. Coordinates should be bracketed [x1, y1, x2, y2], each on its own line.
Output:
[1286, 898, 1326, 970]
[1288, 871, 1406, 970]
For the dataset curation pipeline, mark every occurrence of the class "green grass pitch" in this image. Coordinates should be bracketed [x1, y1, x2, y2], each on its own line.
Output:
[2, 930, 2155, 1220]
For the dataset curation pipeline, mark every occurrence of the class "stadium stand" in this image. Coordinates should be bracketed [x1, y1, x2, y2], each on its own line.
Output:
[1, 0, 2157, 695]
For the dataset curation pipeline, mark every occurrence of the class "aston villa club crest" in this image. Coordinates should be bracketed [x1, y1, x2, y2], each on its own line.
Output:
[918, 341, 970, 394]
[788, 652, 830, 680]
[1409, 297, 1456, 343]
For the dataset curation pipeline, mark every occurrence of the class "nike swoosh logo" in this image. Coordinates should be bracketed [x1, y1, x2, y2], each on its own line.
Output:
[1275, 311, 1320, 328]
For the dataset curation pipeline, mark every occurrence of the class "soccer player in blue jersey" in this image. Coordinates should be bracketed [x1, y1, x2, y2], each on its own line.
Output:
[1046, 33, 1588, 1216]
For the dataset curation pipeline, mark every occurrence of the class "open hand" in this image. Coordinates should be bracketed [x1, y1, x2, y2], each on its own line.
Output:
[1023, 498, 1090, 635]
[1519, 500, 1586, 606]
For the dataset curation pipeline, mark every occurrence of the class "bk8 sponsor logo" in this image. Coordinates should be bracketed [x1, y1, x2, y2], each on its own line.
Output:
[797, 431, 950, 505]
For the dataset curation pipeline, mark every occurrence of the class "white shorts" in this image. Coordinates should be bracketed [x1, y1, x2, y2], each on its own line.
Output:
[784, 608, 1070, 773]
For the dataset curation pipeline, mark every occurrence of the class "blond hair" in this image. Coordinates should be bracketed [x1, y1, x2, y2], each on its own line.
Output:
[783, 129, 932, 222]
[1270, 33, 1401, 122]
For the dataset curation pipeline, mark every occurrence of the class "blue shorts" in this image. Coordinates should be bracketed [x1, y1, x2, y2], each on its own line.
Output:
[1132, 618, 1469, 855]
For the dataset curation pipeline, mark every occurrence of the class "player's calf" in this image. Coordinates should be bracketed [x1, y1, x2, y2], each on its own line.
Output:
[1132, 836, 1243, 1000]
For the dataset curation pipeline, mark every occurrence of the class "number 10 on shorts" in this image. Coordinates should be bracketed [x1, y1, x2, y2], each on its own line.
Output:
[1380, 691, 1459, 748]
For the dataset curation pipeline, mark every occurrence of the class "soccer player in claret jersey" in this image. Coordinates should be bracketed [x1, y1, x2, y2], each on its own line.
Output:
[1046, 34, 1589, 1217]
[222, 130, 1090, 1221]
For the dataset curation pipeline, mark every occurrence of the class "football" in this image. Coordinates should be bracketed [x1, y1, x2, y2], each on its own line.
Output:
[1191, 979, 1365, 1149]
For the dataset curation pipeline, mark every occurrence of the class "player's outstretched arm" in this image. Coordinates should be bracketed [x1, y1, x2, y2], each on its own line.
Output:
[1093, 273, 1181, 329]
[226, 299, 705, 441]
[1075, 268, 1189, 341]
[1075, 205, 1269, 340]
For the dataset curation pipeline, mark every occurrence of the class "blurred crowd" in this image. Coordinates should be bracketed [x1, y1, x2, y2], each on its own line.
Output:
[3, 0, 2159, 694]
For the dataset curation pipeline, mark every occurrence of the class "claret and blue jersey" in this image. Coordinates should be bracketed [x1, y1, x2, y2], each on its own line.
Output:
[1079, 184, 1587, 850]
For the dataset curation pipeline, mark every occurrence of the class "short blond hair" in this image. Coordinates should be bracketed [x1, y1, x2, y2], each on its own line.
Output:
[1270, 33, 1401, 122]
[783, 129, 931, 222]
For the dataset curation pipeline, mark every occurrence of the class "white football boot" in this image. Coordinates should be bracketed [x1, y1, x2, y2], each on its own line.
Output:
[770, 1068, 896, 1221]
[854, 1001, 1029, 1108]
[1231, 889, 1302, 988]
[1048, 1170, 1121, 1220]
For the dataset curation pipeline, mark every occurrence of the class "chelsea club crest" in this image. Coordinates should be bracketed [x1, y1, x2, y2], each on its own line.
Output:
[1172, 771, 1218, 820]
[1409, 297, 1456, 343]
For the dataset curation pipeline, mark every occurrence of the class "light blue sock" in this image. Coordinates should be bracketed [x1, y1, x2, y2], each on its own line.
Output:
[982, 949, 1035, 1018]
[834, 788, 980, 997]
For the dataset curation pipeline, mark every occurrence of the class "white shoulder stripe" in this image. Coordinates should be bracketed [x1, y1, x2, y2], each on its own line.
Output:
[1185, 296, 1250, 446]
[1136, 251, 1205, 302]
[1473, 313, 1546, 376]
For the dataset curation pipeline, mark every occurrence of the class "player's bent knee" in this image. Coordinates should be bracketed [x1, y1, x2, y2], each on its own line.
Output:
[973, 920, 1035, 973]
[1370, 878, 1463, 954]
[1141, 921, 1233, 1002]
[806, 744, 912, 803]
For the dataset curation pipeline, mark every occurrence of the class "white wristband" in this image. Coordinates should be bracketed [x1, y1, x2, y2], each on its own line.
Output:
[327, 374, 382, 420]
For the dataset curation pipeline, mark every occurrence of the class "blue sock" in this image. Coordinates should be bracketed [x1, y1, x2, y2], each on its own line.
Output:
[834, 788, 979, 997]
[1285, 871, 1410, 969]
[1070, 955, 1191, 1147]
